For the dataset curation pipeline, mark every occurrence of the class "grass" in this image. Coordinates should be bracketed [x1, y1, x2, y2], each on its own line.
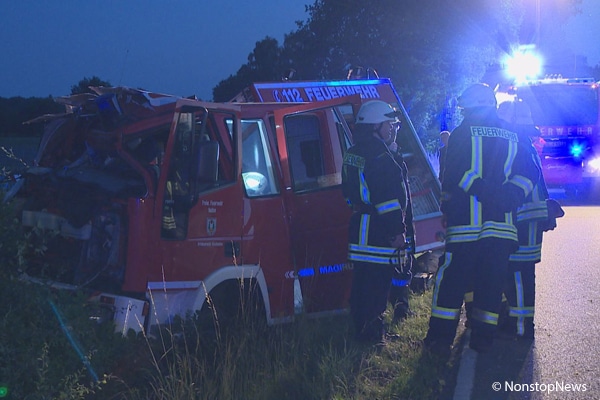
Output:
[0, 193, 464, 399]
[118, 287, 464, 400]
[0, 264, 464, 399]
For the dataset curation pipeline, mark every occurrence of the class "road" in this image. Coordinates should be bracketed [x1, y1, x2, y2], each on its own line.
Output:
[454, 203, 600, 400]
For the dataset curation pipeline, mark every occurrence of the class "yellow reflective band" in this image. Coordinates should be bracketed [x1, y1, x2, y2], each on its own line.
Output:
[349, 242, 398, 265]
[517, 200, 548, 221]
[349, 243, 397, 256]
[471, 308, 499, 326]
[459, 136, 482, 192]
[375, 199, 402, 214]
[503, 140, 518, 180]
[446, 222, 518, 244]
[359, 170, 370, 203]
[471, 195, 481, 226]
[432, 252, 451, 309]
[508, 307, 535, 318]
[509, 174, 535, 197]
[162, 215, 176, 229]
[509, 244, 542, 262]
[431, 306, 461, 321]
[358, 214, 370, 245]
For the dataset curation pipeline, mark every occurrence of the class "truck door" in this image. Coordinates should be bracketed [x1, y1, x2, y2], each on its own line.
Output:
[155, 102, 244, 283]
[273, 98, 359, 315]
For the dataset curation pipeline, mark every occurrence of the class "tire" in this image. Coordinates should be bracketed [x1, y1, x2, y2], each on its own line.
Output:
[197, 278, 267, 339]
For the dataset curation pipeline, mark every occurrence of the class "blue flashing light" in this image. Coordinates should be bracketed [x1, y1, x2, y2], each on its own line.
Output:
[254, 78, 388, 90]
[570, 142, 585, 158]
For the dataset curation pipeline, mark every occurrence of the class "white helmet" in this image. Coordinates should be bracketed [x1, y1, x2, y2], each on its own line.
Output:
[355, 100, 401, 124]
[457, 84, 497, 109]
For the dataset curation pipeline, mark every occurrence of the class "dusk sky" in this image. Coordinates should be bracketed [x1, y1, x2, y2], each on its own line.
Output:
[1, 1, 598, 101]
[0, 1, 309, 100]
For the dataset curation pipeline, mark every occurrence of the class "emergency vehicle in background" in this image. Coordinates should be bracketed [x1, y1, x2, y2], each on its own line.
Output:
[12, 76, 443, 335]
[496, 76, 600, 197]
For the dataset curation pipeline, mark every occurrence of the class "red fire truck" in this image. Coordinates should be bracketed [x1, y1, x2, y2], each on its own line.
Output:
[497, 77, 600, 197]
[233, 77, 445, 246]
[14, 78, 443, 334]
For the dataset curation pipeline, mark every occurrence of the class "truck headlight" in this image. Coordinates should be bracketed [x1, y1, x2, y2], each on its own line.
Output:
[586, 157, 600, 174]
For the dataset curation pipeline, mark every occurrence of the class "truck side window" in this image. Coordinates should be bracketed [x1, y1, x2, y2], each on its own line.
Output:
[241, 119, 279, 197]
[284, 113, 342, 192]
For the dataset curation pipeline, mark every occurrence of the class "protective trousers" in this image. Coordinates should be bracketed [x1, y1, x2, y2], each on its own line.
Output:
[503, 261, 535, 337]
[427, 238, 513, 348]
[350, 262, 394, 342]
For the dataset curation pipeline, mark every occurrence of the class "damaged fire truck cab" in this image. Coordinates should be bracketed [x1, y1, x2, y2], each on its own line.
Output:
[19, 79, 443, 335]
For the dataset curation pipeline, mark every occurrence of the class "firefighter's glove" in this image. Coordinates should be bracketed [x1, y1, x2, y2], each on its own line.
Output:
[541, 217, 557, 232]
[540, 199, 564, 232]
[393, 248, 413, 276]
[393, 253, 413, 287]
[547, 198, 565, 218]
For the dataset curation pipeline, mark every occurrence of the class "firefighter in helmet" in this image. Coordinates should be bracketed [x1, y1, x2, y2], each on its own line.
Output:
[496, 99, 564, 339]
[424, 84, 540, 354]
[342, 100, 412, 343]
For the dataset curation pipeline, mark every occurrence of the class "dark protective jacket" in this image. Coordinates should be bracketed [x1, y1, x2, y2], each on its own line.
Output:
[342, 135, 409, 265]
[441, 109, 540, 249]
[509, 125, 551, 263]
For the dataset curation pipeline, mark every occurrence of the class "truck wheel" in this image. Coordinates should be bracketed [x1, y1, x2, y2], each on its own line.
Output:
[198, 278, 267, 339]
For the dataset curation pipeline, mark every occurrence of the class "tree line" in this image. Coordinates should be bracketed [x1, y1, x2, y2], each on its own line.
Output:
[2, 0, 596, 138]
[213, 0, 595, 132]
[0, 77, 110, 137]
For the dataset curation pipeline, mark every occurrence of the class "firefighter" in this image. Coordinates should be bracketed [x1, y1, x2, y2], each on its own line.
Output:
[424, 84, 540, 354]
[496, 100, 565, 339]
[342, 100, 411, 343]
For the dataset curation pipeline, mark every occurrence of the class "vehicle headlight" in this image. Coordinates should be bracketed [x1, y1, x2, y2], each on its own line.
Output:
[586, 157, 600, 174]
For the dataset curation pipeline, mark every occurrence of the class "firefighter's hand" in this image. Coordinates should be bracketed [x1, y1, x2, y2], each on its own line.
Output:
[441, 213, 447, 228]
[390, 234, 406, 249]
[541, 217, 557, 232]
[547, 199, 565, 218]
